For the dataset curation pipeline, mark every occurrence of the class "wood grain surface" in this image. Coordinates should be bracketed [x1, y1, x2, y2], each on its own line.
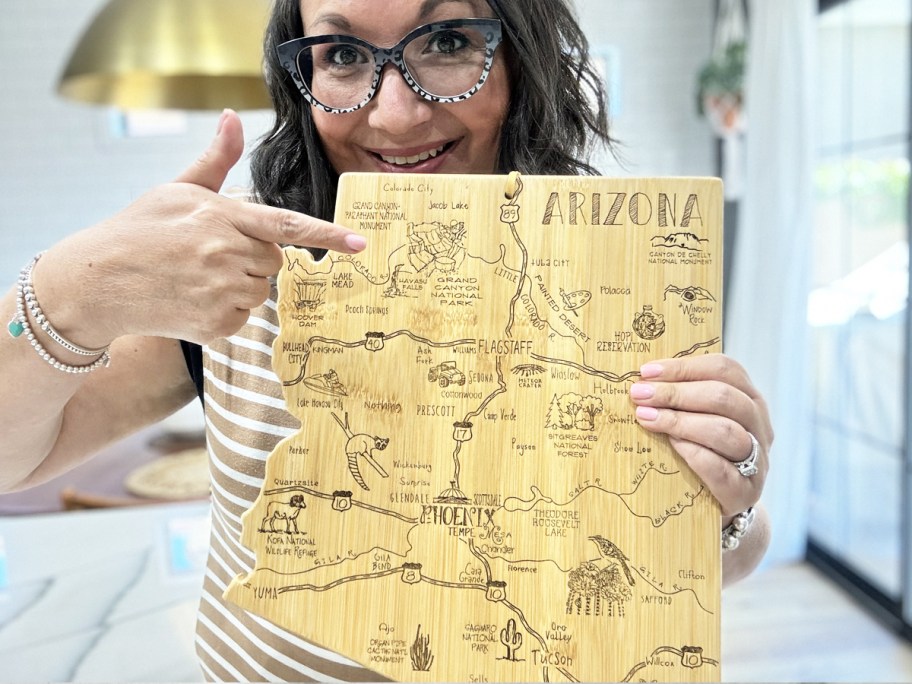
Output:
[225, 172, 724, 682]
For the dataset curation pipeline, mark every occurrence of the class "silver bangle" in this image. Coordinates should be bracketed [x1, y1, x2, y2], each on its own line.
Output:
[8, 254, 111, 374]
[20, 252, 109, 355]
[722, 507, 756, 551]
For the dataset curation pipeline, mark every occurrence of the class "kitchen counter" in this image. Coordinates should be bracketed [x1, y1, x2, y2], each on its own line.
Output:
[0, 501, 209, 682]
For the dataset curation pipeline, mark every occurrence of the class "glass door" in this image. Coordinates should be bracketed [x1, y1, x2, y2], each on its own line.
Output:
[807, 0, 912, 633]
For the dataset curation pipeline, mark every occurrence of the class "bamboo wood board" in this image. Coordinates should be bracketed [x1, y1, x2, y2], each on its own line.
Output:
[225, 173, 723, 682]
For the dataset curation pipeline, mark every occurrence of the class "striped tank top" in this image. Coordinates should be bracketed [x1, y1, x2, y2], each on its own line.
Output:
[193, 278, 387, 682]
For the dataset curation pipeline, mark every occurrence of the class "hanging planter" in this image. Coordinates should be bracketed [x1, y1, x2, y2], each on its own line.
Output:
[697, 40, 746, 137]
[697, 0, 748, 200]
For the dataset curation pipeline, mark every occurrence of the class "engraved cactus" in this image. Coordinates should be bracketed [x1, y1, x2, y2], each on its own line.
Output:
[410, 624, 434, 671]
[566, 560, 631, 617]
[500, 618, 523, 661]
[566, 562, 600, 615]
[597, 563, 632, 617]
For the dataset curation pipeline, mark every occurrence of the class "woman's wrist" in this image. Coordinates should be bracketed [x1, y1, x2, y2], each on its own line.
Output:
[8, 252, 113, 373]
[721, 507, 756, 550]
[721, 505, 770, 585]
[30, 248, 120, 351]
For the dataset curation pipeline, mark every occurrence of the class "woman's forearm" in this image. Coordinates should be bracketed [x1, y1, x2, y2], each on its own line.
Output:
[722, 504, 771, 587]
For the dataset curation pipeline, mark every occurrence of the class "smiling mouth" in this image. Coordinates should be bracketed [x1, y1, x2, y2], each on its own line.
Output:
[375, 143, 451, 166]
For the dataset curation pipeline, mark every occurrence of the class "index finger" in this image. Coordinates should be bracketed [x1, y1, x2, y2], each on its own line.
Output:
[233, 201, 367, 254]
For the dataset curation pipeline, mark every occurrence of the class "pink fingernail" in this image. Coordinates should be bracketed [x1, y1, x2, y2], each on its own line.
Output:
[640, 363, 664, 379]
[636, 406, 659, 421]
[345, 234, 367, 252]
[629, 382, 654, 400]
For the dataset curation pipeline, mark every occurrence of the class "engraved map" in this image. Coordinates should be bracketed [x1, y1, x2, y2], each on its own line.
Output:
[224, 173, 724, 682]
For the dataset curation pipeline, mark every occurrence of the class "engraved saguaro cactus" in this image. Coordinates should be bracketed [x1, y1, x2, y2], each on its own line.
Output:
[500, 618, 523, 661]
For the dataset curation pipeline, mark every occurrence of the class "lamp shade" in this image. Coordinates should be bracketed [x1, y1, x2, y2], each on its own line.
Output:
[57, 0, 273, 110]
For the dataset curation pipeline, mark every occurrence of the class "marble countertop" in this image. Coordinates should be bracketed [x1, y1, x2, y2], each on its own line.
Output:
[0, 501, 209, 682]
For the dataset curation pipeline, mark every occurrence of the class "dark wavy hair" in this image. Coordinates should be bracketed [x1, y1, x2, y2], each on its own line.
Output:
[250, 0, 614, 221]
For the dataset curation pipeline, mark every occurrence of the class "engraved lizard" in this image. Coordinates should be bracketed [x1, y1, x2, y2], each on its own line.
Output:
[330, 411, 389, 490]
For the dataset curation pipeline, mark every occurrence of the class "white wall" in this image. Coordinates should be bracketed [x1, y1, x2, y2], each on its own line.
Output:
[574, 0, 717, 177]
[0, 0, 716, 284]
[0, 0, 274, 284]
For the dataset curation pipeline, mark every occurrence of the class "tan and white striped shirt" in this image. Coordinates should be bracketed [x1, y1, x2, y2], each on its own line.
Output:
[192, 279, 387, 682]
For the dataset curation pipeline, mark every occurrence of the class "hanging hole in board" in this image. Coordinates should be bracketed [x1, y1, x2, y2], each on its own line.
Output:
[504, 171, 521, 200]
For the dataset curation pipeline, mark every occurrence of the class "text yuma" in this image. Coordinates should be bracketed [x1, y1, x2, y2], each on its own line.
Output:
[541, 192, 703, 227]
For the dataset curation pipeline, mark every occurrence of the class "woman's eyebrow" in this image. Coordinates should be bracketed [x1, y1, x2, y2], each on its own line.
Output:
[309, 0, 480, 35]
[417, 0, 481, 21]
[307, 12, 352, 33]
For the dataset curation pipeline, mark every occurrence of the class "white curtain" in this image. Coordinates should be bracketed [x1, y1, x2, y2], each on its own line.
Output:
[711, 0, 749, 200]
[725, 0, 817, 565]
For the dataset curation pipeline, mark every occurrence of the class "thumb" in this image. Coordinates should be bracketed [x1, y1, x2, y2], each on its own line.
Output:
[174, 108, 244, 192]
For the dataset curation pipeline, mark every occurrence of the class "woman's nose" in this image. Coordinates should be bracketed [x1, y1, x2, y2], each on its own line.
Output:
[366, 64, 433, 134]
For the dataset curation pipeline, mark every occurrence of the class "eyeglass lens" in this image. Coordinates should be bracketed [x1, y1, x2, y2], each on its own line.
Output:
[297, 25, 493, 110]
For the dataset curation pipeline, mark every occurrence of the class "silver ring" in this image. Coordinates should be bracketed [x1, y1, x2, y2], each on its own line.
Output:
[733, 432, 760, 477]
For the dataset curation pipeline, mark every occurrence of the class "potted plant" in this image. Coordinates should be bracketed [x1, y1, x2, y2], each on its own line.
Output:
[697, 40, 746, 136]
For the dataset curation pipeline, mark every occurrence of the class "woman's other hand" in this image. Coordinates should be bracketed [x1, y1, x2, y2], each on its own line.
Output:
[32, 109, 367, 348]
[629, 353, 772, 583]
[629, 353, 771, 520]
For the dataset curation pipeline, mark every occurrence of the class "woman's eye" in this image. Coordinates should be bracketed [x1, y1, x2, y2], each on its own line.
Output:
[427, 30, 470, 54]
[325, 45, 366, 66]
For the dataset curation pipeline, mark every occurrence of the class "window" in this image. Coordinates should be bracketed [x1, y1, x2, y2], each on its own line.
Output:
[807, 0, 912, 631]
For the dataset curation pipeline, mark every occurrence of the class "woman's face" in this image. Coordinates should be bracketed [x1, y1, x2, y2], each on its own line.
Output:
[299, 0, 511, 176]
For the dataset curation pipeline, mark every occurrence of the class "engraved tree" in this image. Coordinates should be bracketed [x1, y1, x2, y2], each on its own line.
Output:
[545, 394, 563, 429]
[547, 393, 584, 430]
[499, 618, 524, 661]
[559, 393, 583, 429]
[575, 396, 604, 431]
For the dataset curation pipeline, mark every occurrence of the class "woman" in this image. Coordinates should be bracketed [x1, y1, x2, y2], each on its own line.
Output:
[1, 0, 771, 680]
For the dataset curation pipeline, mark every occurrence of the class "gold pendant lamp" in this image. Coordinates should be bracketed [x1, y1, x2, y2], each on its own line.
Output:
[57, 0, 272, 110]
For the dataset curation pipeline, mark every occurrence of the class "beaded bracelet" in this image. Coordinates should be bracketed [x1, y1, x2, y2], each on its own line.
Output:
[721, 507, 756, 551]
[7, 253, 111, 374]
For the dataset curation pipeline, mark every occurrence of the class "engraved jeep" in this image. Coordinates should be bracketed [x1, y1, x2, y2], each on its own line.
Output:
[427, 361, 466, 388]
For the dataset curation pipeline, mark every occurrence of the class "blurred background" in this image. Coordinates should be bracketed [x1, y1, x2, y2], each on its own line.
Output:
[0, 0, 910, 681]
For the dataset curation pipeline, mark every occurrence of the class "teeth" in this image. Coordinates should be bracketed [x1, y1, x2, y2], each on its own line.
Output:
[381, 144, 445, 165]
